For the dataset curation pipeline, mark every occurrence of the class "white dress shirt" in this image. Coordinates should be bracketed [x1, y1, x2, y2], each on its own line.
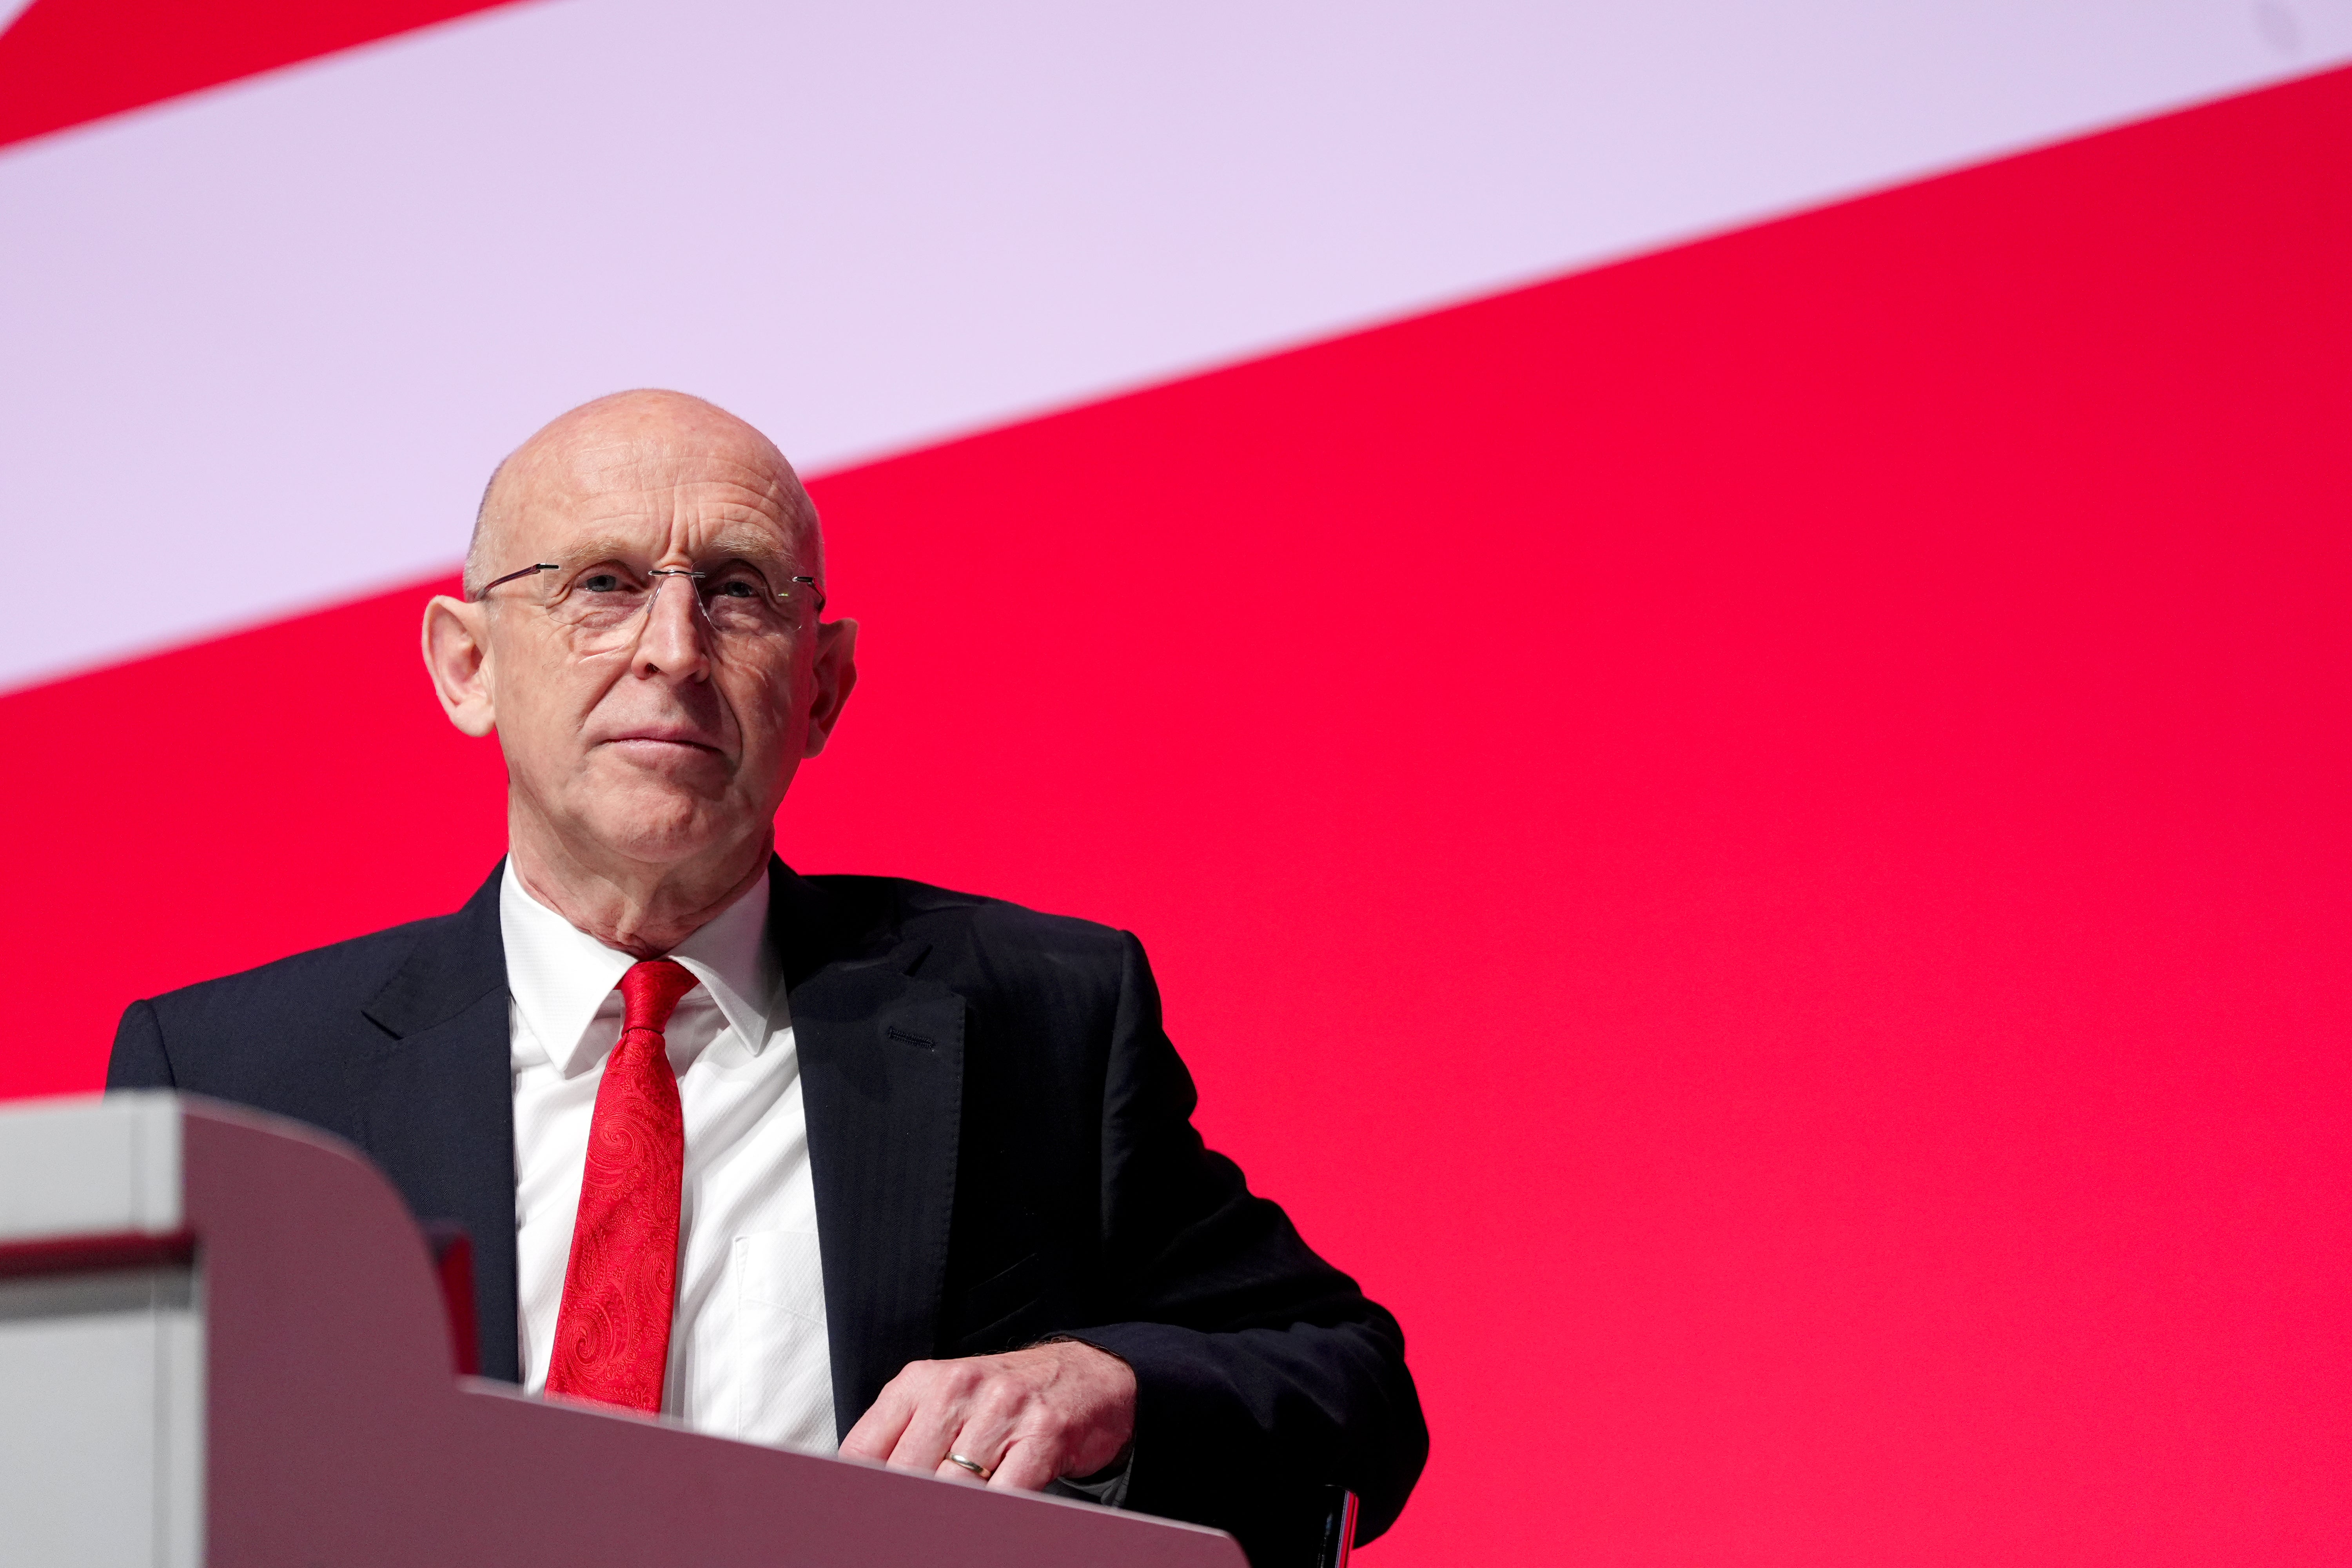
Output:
[504, 862, 837, 1453]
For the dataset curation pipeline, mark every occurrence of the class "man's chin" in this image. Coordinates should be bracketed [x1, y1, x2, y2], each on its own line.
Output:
[562, 771, 750, 861]
[570, 813, 740, 870]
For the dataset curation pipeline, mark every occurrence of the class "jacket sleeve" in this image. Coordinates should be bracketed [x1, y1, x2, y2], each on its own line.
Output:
[1065, 934, 1428, 1565]
[107, 999, 178, 1089]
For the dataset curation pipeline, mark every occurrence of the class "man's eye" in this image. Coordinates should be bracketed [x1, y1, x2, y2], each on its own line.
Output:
[579, 572, 628, 593]
[713, 578, 762, 599]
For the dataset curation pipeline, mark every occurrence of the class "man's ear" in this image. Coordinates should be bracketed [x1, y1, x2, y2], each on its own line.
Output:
[422, 594, 499, 738]
[801, 617, 859, 758]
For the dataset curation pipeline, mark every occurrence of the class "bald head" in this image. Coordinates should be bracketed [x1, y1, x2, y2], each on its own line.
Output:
[465, 390, 822, 600]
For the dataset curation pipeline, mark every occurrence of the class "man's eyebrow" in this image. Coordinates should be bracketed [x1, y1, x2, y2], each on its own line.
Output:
[699, 528, 801, 564]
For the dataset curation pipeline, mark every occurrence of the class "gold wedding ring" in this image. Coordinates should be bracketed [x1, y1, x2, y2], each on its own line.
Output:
[946, 1452, 993, 1481]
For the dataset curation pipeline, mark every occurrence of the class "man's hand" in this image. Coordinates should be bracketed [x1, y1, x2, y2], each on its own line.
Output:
[839, 1341, 1137, 1490]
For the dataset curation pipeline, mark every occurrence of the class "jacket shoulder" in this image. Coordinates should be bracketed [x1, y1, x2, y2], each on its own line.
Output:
[802, 873, 1136, 969]
[136, 911, 452, 1043]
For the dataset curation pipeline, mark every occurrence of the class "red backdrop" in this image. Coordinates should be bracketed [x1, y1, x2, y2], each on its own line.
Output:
[4, 61, 2348, 1567]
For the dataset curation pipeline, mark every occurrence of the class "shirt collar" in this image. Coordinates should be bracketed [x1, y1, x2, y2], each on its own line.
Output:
[500, 860, 779, 1079]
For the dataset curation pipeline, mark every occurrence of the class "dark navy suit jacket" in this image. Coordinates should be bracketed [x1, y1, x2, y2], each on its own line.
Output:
[107, 861, 1427, 1564]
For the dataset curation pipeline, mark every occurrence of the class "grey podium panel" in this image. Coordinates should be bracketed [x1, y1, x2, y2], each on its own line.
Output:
[0, 1267, 201, 1568]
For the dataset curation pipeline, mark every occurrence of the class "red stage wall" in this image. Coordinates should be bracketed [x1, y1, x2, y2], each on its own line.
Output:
[4, 51, 2348, 1568]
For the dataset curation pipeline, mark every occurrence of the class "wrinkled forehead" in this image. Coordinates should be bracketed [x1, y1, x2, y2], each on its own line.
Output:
[503, 431, 816, 567]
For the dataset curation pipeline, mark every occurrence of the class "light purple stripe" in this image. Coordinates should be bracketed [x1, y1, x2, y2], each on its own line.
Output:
[2, 0, 2346, 689]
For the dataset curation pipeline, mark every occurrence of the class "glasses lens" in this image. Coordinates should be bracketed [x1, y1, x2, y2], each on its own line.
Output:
[547, 568, 655, 652]
[697, 566, 796, 637]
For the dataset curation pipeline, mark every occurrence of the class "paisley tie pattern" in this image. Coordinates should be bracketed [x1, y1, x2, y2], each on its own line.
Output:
[546, 957, 699, 1414]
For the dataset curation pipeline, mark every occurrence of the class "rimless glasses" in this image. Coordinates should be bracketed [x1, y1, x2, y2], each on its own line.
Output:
[474, 559, 826, 655]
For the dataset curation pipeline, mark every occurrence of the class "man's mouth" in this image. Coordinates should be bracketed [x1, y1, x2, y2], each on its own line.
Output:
[602, 732, 723, 756]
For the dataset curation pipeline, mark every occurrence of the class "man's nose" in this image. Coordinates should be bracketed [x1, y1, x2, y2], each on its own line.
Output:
[632, 572, 712, 679]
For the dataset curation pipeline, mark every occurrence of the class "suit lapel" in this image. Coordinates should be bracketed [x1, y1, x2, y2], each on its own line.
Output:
[356, 865, 520, 1381]
[770, 865, 967, 1435]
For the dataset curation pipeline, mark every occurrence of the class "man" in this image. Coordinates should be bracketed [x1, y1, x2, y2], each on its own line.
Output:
[108, 390, 1426, 1562]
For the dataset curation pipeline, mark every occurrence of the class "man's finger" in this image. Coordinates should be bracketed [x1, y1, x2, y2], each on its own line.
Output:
[934, 1454, 989, 1485]
[838, 1374, 919, 1461]
[935, 1405, 1022, 1487]
[884, 1386, 966, 1473]
[985, 1436, 1060, 1493]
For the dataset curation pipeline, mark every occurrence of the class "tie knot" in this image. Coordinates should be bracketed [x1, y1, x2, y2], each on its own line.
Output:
[619, 957, 699, 1034]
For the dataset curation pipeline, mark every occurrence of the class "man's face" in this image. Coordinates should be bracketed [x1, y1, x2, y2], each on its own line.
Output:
[451, 418, 853, 876]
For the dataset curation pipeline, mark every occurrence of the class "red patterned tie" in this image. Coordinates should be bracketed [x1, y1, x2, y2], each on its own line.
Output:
[546, 958, 699, 1413]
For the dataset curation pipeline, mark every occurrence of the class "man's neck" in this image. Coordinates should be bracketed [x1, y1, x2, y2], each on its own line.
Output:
[506, 831, 772, 958]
